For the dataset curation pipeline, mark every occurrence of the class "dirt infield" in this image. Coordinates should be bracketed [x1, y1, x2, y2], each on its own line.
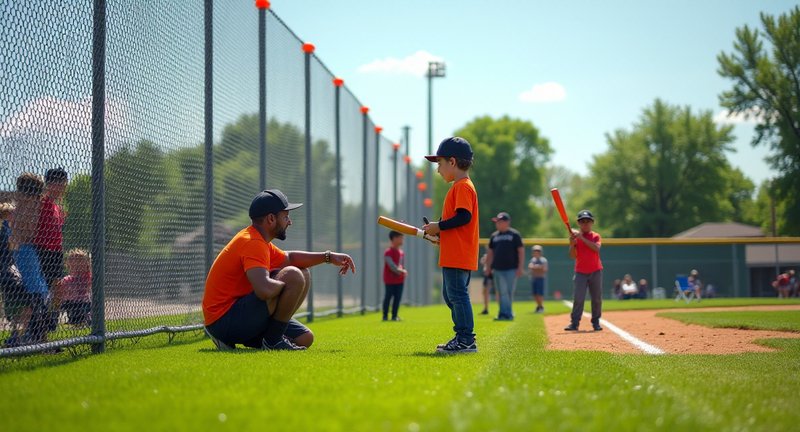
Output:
[545, 305, 800, 355]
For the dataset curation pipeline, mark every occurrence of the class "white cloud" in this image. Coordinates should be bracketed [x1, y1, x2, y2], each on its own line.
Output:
[0, 96, 127, 139]
[713, 108, 765, 125]
[357, 50, 444, 77]
[518, 82, 567, 103]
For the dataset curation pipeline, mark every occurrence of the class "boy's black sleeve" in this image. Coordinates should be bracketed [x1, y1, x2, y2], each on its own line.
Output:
[439, 208, 472, 230]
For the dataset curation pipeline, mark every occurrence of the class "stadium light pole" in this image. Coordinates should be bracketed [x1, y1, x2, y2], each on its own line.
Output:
[426, 61, 445, 304]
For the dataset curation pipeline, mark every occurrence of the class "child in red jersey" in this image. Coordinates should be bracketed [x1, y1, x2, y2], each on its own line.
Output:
[564, 210, 603, 332]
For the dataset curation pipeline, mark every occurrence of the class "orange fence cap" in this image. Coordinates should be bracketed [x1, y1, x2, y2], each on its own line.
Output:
[255, 0, 270, 9]
[360, 106, 369, 114]
[302, 42, 315, 53]
[333, 77, 344, 87]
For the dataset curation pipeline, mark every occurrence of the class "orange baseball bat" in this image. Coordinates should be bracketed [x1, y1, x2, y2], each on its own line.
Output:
[550, 188, 573, 235]
[377, 216, 439, 245]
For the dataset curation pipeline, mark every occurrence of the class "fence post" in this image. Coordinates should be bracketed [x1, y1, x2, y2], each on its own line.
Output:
[360, 106, 369, 313]
[333, 78, 344, 317]
[257, 0, 269, 190]
[732, 243, 740, 297]
[90, 0, 107, 354]
[374, 126, 383, 309]
[204, 0, 214, 274]
[303, 42, 315, 322]
[650, 244, 658, 297]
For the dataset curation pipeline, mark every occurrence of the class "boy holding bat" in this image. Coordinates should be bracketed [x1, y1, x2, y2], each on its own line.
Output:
[422, 137, 479, 354]
[565, 210, 604, 331]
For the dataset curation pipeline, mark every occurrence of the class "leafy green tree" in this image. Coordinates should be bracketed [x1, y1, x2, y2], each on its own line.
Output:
[718, 6, 800, 234]
[444, 116, 552, 238]
[531, 165, 593, 237]
[588, 99, 751, 237]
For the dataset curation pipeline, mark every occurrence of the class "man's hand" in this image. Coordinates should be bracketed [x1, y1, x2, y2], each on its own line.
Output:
[516, 267, 523, 278]
[330, 252, 356, 275]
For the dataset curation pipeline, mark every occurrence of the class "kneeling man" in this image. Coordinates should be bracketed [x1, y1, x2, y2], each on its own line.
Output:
[202, 189, 356, 351]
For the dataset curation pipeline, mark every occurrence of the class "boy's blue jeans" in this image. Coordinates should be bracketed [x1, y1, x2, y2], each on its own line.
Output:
[441, 267, 475, 343]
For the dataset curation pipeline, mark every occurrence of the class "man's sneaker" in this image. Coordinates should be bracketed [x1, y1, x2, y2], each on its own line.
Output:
[205, 327, 234, 351]
[262, 335, 307, 351]
[480, 309, 489, 315]
[535, 306, 544, 314]
[436, 338, 477, 354]
[391, 316, 402, 321]
[593, 323, 603, 331]
[563, 324, 579, 331]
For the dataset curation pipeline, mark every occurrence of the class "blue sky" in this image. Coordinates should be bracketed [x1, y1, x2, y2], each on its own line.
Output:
[270, 0, 798, 188]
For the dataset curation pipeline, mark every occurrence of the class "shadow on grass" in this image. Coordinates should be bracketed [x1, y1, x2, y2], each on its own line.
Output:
[402, 351, 471, 358]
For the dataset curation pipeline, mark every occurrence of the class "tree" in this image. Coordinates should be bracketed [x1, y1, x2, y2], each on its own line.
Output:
[587, 99, 752, 237]
[446, 116, 552, 237]
[531, 165, 593, 237]
[718, 6, 800, 235]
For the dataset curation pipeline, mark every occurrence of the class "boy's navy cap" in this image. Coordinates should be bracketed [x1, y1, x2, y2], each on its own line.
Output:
[491, 212, 511, 222]
[576, 209, 594, 221]
[249, 189, 303, 218]
[424, 136, 473, 162]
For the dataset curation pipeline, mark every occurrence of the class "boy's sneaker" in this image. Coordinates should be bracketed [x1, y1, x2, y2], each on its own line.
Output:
[592, 323, 603, 331]
[436, 338, 477, 354]
[480, 309, 489, 315]
[205, 327, 234, 351]
[564, 324, 579, 331]
[391, 316, 402, 321]
[535, 306, 544, 314]
[262, 335, 307, 351]
[436, 336, 457, 350]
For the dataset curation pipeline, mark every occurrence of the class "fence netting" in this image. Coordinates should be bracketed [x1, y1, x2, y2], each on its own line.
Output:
[0, 1, 407, 356]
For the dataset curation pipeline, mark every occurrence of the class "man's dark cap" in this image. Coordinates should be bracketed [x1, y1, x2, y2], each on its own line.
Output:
[491, 212, 511, 222]
[249, 189, 303, 219]
[576, 209, 594, 221]
[424, 136, 474, 162]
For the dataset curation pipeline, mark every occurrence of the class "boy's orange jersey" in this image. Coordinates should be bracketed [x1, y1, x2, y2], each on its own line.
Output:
[439, 178, 479, 271]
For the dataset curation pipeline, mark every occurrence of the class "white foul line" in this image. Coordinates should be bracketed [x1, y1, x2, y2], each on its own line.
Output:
[563, 301, 665, 355]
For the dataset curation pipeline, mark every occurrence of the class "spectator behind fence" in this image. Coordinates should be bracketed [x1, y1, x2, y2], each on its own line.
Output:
[789, 269, 798, 298]
[33, 168, 68, 332]
[8, 173, 50, 345]
[689, 269, 703, 300]
[528, 245, 547, 313]
[612, 278, 622, 300]
[772, 271, 792, 298]
[202, 189, 355, 352]
[620, 274, 638, 300]
[1, 202, 27, 346]
[638, 278, 649, 299]
[382, 230, 407, 322]
[56, 249, 92, 326]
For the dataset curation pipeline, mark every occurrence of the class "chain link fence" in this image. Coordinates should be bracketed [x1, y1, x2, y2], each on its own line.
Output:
[0, 0, 425, 358]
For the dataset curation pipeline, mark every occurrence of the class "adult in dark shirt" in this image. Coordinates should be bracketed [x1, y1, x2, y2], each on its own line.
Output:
[483, 212, 524, 320]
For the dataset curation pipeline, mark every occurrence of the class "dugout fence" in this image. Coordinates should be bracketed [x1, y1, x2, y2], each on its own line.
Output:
[0, 0, 430, 358]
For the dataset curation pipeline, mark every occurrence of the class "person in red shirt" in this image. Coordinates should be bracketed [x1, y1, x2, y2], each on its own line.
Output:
[382, 231, 407, 321]
[564, 209, 604, 331]
[202, 189, 356, 351]
[33, 168, 68, 333]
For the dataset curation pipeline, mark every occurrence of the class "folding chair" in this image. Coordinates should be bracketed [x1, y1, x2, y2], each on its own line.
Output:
[674, 275, 697, 303]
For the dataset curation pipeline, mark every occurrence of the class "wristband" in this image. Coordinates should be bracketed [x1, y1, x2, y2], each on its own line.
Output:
[325, 250, 331, 264]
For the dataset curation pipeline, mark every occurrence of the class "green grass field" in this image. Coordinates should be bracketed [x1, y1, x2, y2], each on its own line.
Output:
[2, 299, 800, 431]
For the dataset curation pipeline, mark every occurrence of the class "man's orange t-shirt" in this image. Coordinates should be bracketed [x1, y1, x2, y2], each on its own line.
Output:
[202, 226, 287, 325]
[438, 177, 479, 271]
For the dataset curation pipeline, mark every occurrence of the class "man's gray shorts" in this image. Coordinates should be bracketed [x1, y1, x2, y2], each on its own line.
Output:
[205, 292, 310, 348]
